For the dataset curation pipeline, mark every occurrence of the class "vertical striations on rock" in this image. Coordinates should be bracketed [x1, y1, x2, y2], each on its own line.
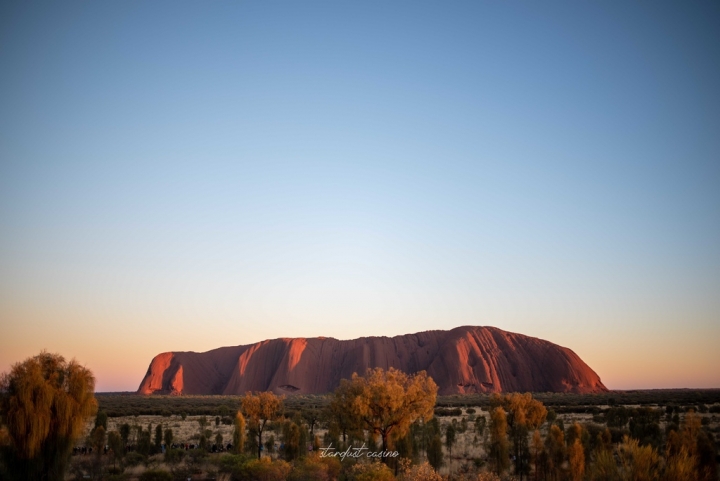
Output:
[137, 326, 606, 395]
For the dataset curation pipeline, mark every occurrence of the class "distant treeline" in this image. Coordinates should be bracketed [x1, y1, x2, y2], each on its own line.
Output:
[97, 389, 720, 417]
[437, 389, 720, 409]
[95, 393, 332, 417]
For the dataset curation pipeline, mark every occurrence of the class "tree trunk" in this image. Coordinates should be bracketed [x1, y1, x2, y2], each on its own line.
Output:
[257, 430, 262, 459]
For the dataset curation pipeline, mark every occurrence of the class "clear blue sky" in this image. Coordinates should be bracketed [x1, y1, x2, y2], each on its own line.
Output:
[1, 1, 719, 391]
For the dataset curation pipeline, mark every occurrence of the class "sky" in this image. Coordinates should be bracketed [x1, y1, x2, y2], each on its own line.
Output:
[1, 1, 719, 392]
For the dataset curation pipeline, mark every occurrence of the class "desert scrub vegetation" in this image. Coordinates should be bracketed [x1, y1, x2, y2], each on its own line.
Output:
[96, 391, 718, 480]
[3, 353, 720, 480]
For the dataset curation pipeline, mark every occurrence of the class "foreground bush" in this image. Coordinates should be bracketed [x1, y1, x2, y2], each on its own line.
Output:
[139, 469, 173, 481]
[217, 455, 292, 481]
[287, 454, 342, 481]
[0, 352, 97, 481]
[345, 461, 395, 481]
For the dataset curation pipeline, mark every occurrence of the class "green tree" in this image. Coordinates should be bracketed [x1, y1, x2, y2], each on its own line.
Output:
[445, 423, 456, 473]
[395, 430, 415, 464]
[326, 379, 364, 447]
[264, 434, 274, 455]
[94, 411, 108, 431]
[154, 423, 163, 453]
[88, 424, 106, 480]
[605, 406, 629, 428]
[137, 428, 151, 457]
[282, 421, 301, 461]
[427, 434, 443, 471]
[107, 431, 123, 469]
[198, 416, 208, 431]
[119, 423, 131, 453]
[163, 428, 173, 448]
[242, 391, 284, 459]
[0, 352, 97, 481]
[90, 425, 106, 455]
[475, 415, 487, 436]
[302, 406, 322, 438]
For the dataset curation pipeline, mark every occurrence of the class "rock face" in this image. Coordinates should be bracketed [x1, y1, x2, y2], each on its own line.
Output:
[137, 326, 606, 395]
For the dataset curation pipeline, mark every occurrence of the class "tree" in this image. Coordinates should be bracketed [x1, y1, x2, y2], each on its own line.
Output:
[0, 352, 97, 481]
[445, 423, 456, 474]
[696, 430, 718, 481]
[137, 428, 151, 457]
[327, 378, 364, 447]
[119, 423, 130, 453]
[302, 406, 322, 438]
[568, 438, 585, 481]
[94, 411, 108, 431]
[264, 434, 274, 455]
[164, 428, 173, 448]
[475, 415, 487, 437]
[545, 425, 565, 481]
[395, 430, 414, 462]
[282, 421, 301, 461]
[154, 424, 163, 453]
[427, 434, 443, 471]
[488, 407, 510, 475]
[242, 391, 283, 459]
[665, 411, 717, 481]
[530, 429, 544, 481]
[605, 406, 629, 428]
[233, 412, 246, 454]
[198, 416, 208, 431]
[107, 431, 123, 469]
[90, 425, 106, 455]
[344, 367, 438, 457]
[503, 393, 547, 481]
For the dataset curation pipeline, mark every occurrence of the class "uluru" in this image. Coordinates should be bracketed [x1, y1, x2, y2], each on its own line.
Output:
[137, 326, 606, 396]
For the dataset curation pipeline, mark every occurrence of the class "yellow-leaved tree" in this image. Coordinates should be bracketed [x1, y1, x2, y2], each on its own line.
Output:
[0, 352, 97, 481]
[346, 367, 438, 456]
[241, 391, 283, 459]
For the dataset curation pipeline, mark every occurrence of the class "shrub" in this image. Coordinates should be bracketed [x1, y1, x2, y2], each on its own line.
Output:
[345, 461, 395, 481]
[139, 469, 172, 481]
[124, 452, 145, 467]
[287, 454, 340, 481]
[232, 458, 291, 481]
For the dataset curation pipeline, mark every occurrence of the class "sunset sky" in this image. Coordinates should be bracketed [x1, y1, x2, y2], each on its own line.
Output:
[1, 1, 718, 392]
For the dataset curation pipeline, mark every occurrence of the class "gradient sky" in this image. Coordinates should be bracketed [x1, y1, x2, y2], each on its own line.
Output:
[1, 1, 719, 392]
